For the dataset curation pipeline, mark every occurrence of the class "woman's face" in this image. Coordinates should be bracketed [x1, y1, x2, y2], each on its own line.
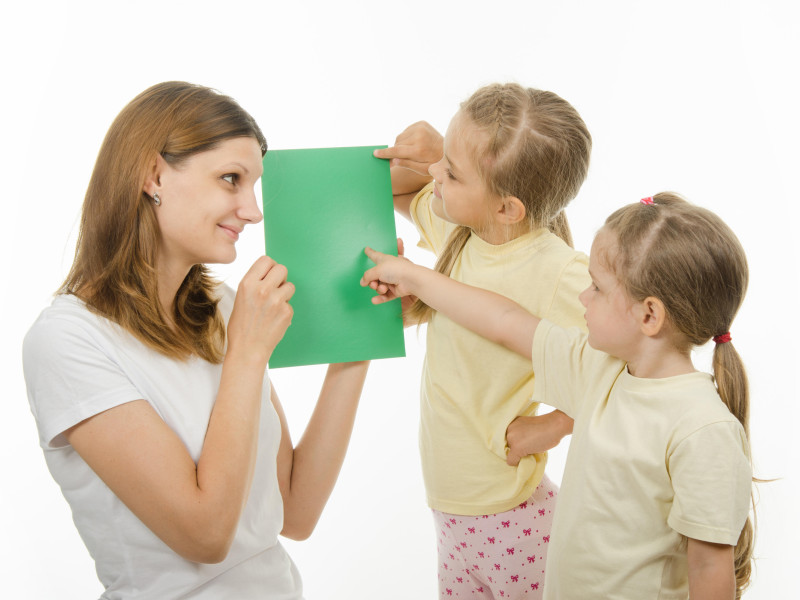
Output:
[153, 136, 263, 275]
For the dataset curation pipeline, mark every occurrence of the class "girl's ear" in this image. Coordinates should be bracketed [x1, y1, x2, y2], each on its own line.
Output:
[639, 296, 667, 337]
[495, 195, 527, 225]
[143, 153, 167, 198]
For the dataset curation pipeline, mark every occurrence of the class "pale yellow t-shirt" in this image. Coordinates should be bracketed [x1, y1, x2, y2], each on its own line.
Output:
[532, 320, 752, 599]
[411, 183, 590, 515]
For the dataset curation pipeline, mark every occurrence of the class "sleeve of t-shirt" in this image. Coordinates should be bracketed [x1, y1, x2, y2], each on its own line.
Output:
[23, 313, 144, 449]
[542, 252, 590, 332]
[409, 181, 456, 254]
[667, 421, 753, 545]
[531, 320, 593, 417]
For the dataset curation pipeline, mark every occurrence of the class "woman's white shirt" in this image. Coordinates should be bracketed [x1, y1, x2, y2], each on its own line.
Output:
[22, 287, 302, 599]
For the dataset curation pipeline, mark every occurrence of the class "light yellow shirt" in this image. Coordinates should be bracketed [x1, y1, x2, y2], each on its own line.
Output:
[411, 183, 590, 514]
[533, 320, 752, 599]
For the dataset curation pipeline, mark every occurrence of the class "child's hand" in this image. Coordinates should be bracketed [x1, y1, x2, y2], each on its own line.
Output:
[505, 411, 574, 466]
[361, 246, 419, 304]
[373, 121, 443, 176]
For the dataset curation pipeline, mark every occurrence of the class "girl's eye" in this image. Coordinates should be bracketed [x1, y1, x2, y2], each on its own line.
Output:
[222, 173, 238, 185]
[445, 168, 456, 181]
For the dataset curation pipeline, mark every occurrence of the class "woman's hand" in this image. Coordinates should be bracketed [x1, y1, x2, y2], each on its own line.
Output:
[227, 256, 295, 366]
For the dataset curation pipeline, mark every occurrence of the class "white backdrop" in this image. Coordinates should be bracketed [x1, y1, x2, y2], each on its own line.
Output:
[2, 1, 798, 598]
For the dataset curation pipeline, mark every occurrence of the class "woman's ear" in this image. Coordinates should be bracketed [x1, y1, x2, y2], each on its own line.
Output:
[639, 296, 667, 337]
[142, 153, 167, 198]
[495, 195, 527, 225]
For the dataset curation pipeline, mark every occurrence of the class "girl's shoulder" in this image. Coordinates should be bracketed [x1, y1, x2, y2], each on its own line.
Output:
[536, 229, 589, 263]
[497, 228, 589, 274]
[526, 230, 591, 288]
[649, 372, 747, 441]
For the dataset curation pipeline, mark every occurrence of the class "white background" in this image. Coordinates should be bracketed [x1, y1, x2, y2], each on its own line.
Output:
[2, 1, 798, 598]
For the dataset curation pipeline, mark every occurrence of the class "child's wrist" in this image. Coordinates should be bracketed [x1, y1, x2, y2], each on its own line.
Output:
[405, 263, 428, 296]
[551, 410, 574, 438]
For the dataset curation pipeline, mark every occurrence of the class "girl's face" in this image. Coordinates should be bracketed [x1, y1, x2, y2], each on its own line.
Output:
[428, 111, 497, 236]
[579, 229, 643, 360]
[153, 136, 264, 275]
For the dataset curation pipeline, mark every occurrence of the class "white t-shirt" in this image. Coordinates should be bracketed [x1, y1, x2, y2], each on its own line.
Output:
[22, 288, 303, 600]
[532, 321, 752, 599]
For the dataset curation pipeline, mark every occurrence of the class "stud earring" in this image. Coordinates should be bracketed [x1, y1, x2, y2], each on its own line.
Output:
[153, 193, 161, 206]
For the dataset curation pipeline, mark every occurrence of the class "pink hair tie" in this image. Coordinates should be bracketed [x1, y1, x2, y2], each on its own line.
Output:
[640, 196, 654, 205]
[713, 332, 732, 344]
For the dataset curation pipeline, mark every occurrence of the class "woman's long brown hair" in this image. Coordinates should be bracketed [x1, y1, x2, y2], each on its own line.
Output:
[60, 81, 266, 363]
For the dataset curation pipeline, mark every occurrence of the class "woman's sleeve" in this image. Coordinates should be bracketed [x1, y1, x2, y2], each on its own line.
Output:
[23, 315, 143, 448]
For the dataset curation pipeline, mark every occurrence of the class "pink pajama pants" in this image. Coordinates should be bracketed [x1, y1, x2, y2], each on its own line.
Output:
[431, 475, 558, 599]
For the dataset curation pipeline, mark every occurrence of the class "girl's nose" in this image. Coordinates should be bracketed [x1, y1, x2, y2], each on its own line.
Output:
[428, 159, 444, 181]
[578, 286, 590, 307]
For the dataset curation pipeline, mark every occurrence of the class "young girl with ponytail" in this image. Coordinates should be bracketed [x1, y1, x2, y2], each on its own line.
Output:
[374, 83, 592, 598]
[362, 193, 755, 599]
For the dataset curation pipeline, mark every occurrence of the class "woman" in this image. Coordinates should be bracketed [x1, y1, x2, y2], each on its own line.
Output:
[22, 81, 369, 599]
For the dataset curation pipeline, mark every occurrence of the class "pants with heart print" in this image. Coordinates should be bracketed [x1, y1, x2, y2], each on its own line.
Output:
[432, 475, 557, 599]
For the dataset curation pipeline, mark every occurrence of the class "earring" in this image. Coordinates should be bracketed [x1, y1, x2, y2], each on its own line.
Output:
[153, 193, 161, 206]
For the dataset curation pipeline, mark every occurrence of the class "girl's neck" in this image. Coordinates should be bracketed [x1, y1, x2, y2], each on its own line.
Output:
[626, 344, 695, 379]
[473, 221, 538, 245]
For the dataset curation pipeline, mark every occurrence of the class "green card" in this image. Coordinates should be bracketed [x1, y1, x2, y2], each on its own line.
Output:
[262, 145, 406, 368]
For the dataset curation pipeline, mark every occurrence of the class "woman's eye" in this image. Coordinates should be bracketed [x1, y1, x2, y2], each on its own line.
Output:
[222, 173, 238, 185]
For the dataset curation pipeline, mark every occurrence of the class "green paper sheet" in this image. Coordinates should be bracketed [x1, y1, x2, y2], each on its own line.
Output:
[261, 145, 405, 368]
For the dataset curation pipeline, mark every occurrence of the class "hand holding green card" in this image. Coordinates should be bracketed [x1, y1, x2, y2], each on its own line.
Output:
[261, 146, 406, 368]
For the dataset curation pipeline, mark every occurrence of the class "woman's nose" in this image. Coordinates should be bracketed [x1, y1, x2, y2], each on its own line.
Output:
[239, 189, 263, 224]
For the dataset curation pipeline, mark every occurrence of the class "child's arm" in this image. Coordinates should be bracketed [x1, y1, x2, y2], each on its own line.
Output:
[687, 538, 736, 599]
[373, 121, 442, 220]
[505, 411, 574, 466]
[362, 247, 539, 359]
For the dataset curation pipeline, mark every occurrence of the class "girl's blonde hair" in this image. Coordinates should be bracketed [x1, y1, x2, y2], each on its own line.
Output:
[603, 192, 754, 597]
[60, 81, 267, 363]
[407, 83, 591, 324]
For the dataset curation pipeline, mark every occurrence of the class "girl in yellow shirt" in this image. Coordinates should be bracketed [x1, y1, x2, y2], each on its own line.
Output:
[374, 83, 592, 598]
[362, 194, 755, 599]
